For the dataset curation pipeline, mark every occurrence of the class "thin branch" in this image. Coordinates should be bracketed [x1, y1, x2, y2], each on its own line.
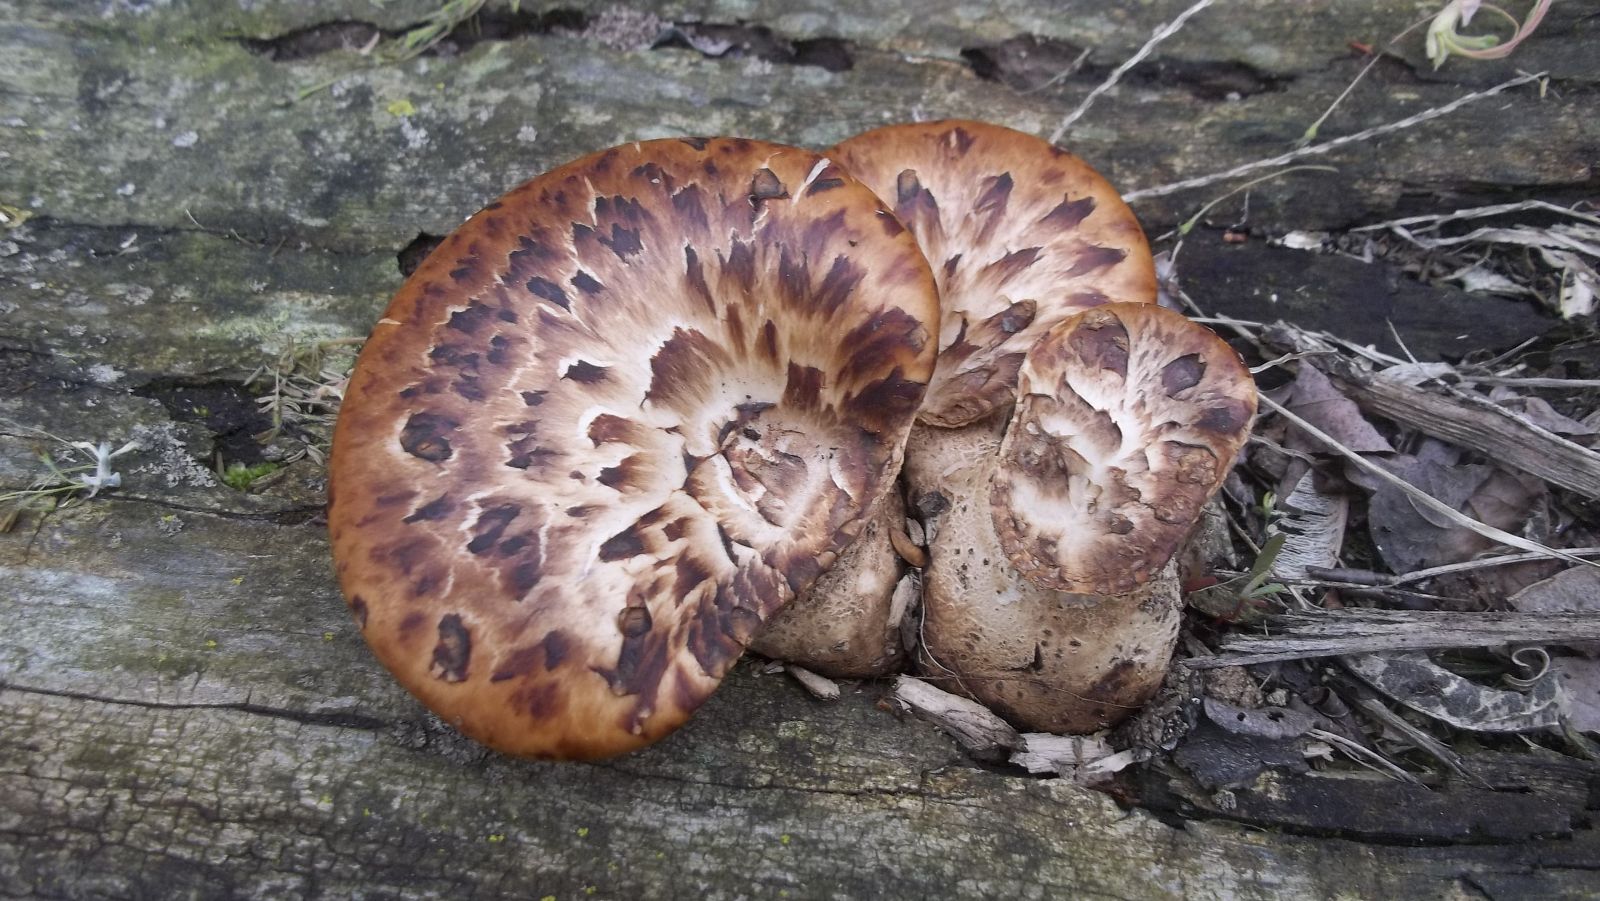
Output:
[1350, 200, 1600, 233]
[1125, 71, 1545, 200]
[1311, 548, 1600, 587]
[1049, 0, 1216, 143]
[1308, 728, 1423, 784]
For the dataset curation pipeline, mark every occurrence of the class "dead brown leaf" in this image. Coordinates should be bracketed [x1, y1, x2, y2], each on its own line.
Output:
[1277, 364, 1394, 454]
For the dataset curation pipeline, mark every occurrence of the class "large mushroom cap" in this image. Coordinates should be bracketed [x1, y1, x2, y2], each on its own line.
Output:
[328, 138, 939, 760]
[829, 119, 1157, 428]
[992, 302, 1257, 596]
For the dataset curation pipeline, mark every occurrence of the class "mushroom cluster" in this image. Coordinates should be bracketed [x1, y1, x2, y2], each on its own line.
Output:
[759, 122, 1257, 733]
[329, 122, 1255, 760]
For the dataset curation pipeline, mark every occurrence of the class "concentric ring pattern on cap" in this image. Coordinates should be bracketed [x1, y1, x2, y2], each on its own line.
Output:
[329, 138, 940, 759]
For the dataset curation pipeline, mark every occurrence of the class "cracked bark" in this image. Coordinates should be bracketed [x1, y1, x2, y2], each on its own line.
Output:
[3, 0, 1598, 898]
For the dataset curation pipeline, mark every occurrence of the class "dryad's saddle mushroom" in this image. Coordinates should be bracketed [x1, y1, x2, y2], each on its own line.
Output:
[329, 138, 939, 759]
[909, 302, 1255, 732]
[754, 119, 1164, 676]
[756, 121, 1256, 731]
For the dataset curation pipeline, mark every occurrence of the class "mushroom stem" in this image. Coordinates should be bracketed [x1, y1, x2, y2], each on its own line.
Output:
[912, 303, 1255, 733]
[908, 413, 1184, 732]
[748, 489, 913, 678]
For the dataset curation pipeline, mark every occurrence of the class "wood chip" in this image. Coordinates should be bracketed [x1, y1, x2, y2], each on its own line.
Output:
[785, 665, 841, 701]
[893, 675, 1020, 760]
[1010, 732, 1117, 775]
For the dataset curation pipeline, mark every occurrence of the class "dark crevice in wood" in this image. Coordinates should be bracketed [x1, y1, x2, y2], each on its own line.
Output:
[962, 35, 1292, 99]
[131, 378, 277, 467]
[0, 682, 391, 732]
[236, 11, 854, 72]
[397, 232, 444, 277]
[104, 493, 325, 525]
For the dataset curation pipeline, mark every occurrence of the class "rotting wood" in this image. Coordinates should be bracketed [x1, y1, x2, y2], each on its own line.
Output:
[1193, 610, 1600, 668]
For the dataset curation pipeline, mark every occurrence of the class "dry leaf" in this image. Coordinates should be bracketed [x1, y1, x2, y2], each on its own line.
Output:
[1366, 444, 1542, 573]
[1552, 657, 1600, 733]
[1489, 390, 1598, 438]
[1344, 652, 1561, 732]
[1510, 566, 1600, 657]
[1279, 364, 1394, 453]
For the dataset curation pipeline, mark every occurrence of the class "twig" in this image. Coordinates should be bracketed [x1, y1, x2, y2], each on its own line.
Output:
[1191, 610, 1600, 668]
[1309, 548, 1600, 587]
[1308, 728, 1423, 784]
[1125, 71, 1546, 200]
[1049, 0, 1216, 143]
[1351, 200, 1600, 234]
[1459, 375, 1600, 389]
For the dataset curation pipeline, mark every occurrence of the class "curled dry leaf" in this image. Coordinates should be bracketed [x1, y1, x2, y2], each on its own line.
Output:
[1343, 652, 1561, 733]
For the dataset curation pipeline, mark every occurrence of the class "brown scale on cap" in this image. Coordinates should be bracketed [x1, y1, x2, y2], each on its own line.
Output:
[329, 138, 939, 760]
[828, 120, 1157, 428]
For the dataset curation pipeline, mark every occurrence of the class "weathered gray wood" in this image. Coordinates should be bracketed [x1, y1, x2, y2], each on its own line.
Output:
[4, 0, 1600, 897]
[1196, 610, 1600, 668]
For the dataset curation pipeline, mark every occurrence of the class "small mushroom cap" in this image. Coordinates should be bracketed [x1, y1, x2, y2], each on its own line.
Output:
[828, 119, 1157, 428]
[991, 302, 1257, 596]
[328, 138, 938, 760]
